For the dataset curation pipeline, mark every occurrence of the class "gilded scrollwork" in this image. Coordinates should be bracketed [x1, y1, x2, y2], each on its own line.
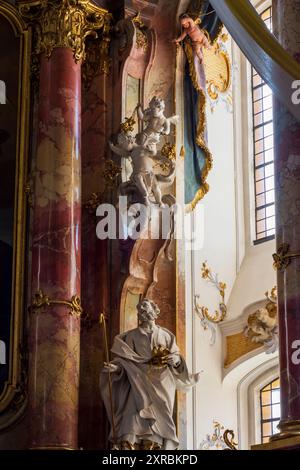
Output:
[199, 421, 238, 450]
[30, 289, 83, 318]
[194, 262, 227, 345]
[0, 0, 31, 428]
[132, 12, 148, 53]
[84, 160, 121, 215]
[273, 243, 300, 272]
[102, 159, 122, 189]
[19, 0, 112, 64]
[203, 31, 232, 111]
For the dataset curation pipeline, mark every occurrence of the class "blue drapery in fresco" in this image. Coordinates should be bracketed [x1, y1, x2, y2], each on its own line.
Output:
[183, 1, 223, 209]
[184, 60, 207, 208]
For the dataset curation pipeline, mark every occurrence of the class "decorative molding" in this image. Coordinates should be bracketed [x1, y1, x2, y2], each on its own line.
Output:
[102, 159, 122, 189]
[273, 243, 300, 272]
[25, 179, 34, 208]
[82, 15, 112, 89]
[30, 289, 83, 318]
[194, 262, 227, 345]
[203, 31, 232, 112]
[84, 159, 121, 215]
[0, 0, 31, 426]
[199, 421, 238, 450]
[222, 287, 278, 369]
[85, 191, 103, 215]
[132, 12, 148, 53]
[19, 0, 112, 64]
[224, 331, 261, 369]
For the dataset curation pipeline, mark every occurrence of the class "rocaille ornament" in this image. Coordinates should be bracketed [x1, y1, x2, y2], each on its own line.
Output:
[19, 0, 112, 63]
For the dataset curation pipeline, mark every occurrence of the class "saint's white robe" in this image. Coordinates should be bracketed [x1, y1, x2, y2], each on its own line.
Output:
[100, 325, 199, 449]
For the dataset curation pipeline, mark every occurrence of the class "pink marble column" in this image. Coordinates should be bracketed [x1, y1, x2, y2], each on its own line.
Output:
[29, 48, 81, 449]
[273, 0, 300, 437]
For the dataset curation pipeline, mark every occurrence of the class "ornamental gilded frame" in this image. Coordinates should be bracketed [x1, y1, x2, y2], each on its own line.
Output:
[0, 1, 31, 428]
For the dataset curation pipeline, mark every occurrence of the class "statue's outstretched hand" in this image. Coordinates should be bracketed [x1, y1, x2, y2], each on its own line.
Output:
[103, 362, 119, 373]
[164, 355, 181, 368]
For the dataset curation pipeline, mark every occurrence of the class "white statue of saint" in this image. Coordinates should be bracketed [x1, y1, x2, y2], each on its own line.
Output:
[100, 299, 201, 450]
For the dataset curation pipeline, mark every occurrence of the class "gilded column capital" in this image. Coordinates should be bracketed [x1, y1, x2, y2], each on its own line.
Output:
[18, 0, 112, 63]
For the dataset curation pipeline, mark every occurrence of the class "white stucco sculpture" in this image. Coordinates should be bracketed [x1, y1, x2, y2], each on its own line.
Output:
[100, 299, 201, 450]
[109, 97, 178, 207]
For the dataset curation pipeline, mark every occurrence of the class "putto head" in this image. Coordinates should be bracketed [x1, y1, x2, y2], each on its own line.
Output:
[179, 13, 195, 28]
[117, 132, 135, 150]
[137, 298, 160, 323]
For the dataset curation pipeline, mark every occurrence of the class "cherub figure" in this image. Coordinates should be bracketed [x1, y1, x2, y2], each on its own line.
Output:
[173, 14, 211, 64]
[136, 97, 179, 146]
[109, 131, 165, 207]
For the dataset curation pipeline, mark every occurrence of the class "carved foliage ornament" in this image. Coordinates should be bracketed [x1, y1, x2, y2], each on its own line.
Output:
[84, 159, 121, 215]
[132, 12, 148, 53]
[19, 0, 112, 63]
[273, 243, 300, 272]
[199, 421, 238, 450]
[194, 262, 227, 345]
[30, 289, 83, 318]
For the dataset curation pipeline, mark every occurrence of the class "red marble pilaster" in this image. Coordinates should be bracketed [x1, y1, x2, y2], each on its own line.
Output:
[29, 48, 81, 449]
[79, 69, 112, 449]
[273, 0, 300, 436]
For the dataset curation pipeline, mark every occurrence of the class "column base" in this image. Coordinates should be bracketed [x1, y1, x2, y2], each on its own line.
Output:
[252, 434, 300, 450]
[273, 419, 300, 438]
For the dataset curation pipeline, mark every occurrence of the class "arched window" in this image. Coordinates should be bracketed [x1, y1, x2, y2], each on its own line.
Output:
[260, 377, 280, 443]
[252, 6, 275, 243]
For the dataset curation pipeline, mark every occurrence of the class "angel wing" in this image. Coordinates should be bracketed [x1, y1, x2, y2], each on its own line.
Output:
[168, 115, 180, 125]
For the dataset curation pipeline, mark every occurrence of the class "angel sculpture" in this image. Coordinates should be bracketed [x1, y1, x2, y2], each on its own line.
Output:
[136, 96, 179, 145]
[173, 13, 211, 64]
[109, 97, 178, 207]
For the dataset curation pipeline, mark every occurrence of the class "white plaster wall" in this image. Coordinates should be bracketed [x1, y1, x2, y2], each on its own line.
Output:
[185, 31, 277, 450]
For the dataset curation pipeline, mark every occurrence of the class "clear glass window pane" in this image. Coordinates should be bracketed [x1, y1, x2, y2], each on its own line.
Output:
[264, 108, 273, 122]
[262, 406, 272, 420]
[255, 152, 265, 166]
[255, 167, 265, 181]
[265, 177, 274, 191]
[254, 100, 263, 114]
[253, 7, 275, 242]
[272, 389, 280, 404]
[266, 216, 275, 230]
[255, 113, 263, 127]
[272, 404, 281, 419]
[256, 208, 266, 221]
[266, 190, 275, 204]
[253, 75, 262, 87]
[265, 163, 274, 178]
[260, 377, 280, 444]
[264, 136, 273, 150]
[265, 149, 274, 163]
[263, 84, 272, 98]
[255, 140, 264, 154]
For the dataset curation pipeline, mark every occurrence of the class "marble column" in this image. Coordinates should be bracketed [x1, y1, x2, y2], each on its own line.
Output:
[20, 0, 111, 450]
[273, 0, 300, 439]
[29, 47, 82, 450]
